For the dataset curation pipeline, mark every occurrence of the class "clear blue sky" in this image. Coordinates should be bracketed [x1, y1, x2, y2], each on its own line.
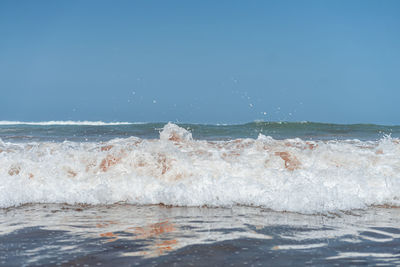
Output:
[1, 0, 399, 124]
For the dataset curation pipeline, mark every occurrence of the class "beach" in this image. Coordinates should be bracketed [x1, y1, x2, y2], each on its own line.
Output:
[2, 0, 400, 264]
[1, 122, 400, 265]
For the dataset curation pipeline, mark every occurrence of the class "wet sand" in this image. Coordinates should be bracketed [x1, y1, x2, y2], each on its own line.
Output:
[1, 205, 400, 266]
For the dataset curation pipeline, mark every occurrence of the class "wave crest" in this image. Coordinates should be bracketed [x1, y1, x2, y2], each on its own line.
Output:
[159, 122, 193, 142]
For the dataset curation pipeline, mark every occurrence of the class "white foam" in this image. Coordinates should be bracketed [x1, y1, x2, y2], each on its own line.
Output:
[0, 120, 136, 126]
[159, 122, 193, 141]
[1, 123, 400, 213]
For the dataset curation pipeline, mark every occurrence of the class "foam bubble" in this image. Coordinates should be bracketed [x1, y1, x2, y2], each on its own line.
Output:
[1, 123, 400, 213]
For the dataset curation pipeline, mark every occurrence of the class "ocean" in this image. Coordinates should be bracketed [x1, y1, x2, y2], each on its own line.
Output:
[1, 121, 400, 266]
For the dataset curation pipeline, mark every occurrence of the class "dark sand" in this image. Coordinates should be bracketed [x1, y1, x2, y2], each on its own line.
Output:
[1, 205, 400, 266]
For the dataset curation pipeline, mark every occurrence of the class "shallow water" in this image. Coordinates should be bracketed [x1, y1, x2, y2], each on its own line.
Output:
[1, 204, 400, 266]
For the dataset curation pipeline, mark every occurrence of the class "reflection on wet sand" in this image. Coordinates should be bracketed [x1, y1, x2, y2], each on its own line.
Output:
[1, 204, 400, 265]
[98, 220, 178, 256]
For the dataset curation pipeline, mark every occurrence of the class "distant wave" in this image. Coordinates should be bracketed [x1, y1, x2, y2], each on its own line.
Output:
[0, 121, 137, 126]
[248, 121, 392, 127]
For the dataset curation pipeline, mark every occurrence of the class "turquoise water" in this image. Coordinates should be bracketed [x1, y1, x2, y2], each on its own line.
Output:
[1, 121, 399, 142]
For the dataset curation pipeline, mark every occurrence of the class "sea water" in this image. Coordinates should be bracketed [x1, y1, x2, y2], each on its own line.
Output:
[1, 121, 400, 265]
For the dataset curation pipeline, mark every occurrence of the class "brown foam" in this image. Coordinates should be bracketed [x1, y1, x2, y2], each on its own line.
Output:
[275, 151, 301, 171]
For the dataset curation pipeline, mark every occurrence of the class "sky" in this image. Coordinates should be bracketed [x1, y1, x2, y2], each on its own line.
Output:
[0, 0, 399, 124]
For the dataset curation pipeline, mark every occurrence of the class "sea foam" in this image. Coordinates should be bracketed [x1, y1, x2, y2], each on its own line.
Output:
[1, 123, 400, 213]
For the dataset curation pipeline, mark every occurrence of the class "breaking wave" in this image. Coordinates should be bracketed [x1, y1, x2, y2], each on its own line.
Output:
[1, 123, 400, 213]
